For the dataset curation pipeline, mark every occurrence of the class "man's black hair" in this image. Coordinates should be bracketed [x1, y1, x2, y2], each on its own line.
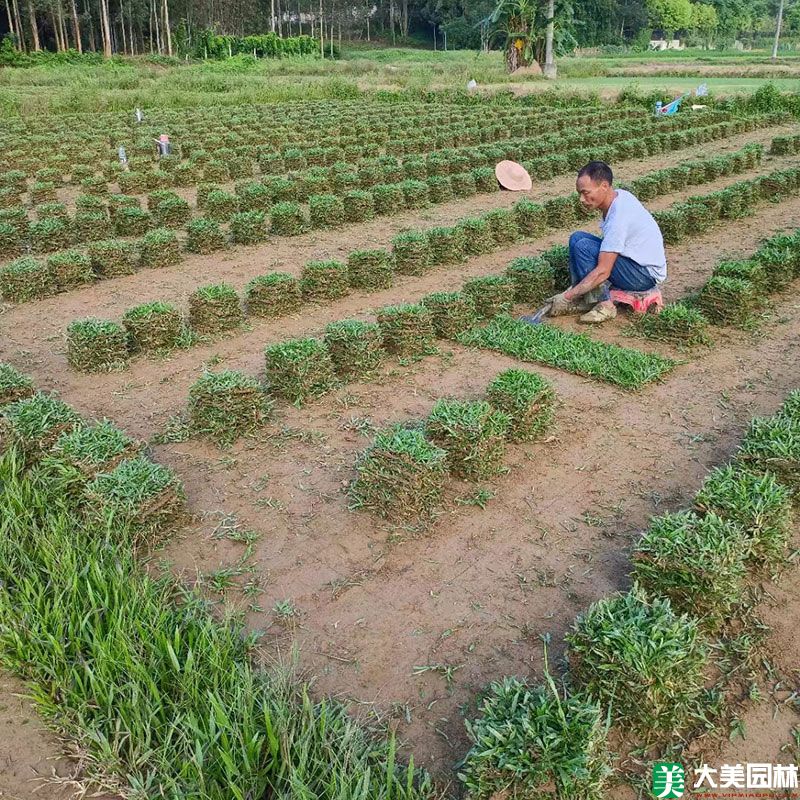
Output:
[577, 161, 613, 185]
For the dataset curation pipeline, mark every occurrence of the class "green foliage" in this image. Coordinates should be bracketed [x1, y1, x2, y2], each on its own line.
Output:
[230, 210, 268, 244]
[140, 228, 183, 268]
[264, 337, 337, 405]
[113, 207, 152, 237]
[347, 249, 394, 292]
[392, 231, 431, 276]
[486, 368, 555, 443]
[154, 196, 191, 228]
[189, 283, 243, 334]
[0, 392, 82, 453]
[88, 239, 139, 277]
[45, 420, 136, 482]
[513, 199, 548, 239]
[737, 414, 800, 493]
[245, 273, 302, 317]
[343, 190, 375, 223]
[301, 260, 349, 301]
[47, 250, 94, 291]
[324, 320, 385, 379]
[66, 318, 129, 373]
[506, 256, 554, 306]
[0, 362, 34, 406]
[123, 301, 184, 353]
[0, 256, 53, 302]
[29, 216, 72, 254]
[462, 275, 516, 319]
[185, 217, 226, 253]
[421, 292, 477, 340]
[270, 201, 308, 235]
[459, 677, 610, 800]
[566, 586, 710, 738]
[350, 425, 448, 522]
[628, 302, 710, 346]
[696, 276, 758, 326]
[456, 218, 495, 256]
[458, 315, 674, 390]
[188, 370, 271, 446]
[377, 304, 436, 357]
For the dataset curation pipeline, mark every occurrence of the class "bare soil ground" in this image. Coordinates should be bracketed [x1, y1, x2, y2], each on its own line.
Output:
[2, 124, 800, 797]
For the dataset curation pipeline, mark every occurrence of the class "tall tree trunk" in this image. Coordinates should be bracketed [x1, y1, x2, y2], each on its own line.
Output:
[52, 7, 63, 50]
[297, 1, 301, 34]
[70, 0, 81, 52]
[120, 4, 127, 53]
[99, 0, 112, 56]
[162, 0, 171, 55]
[58, 2, 68, 49]
[543, 0, 556, 78]
[270, 0, 275, 31]
[86, 0, 96, 50]
[128, 4, 134, 55]
[388, 0, 395, 44]
[319, 0, 323, 56]
[772, 0, 785, 60]
[27, 0, 40, 49]
[153, 0, 161, 53]
[401, 0, 407, 37]
[5, 0, 15, 39]
[12, 0, 25, 49]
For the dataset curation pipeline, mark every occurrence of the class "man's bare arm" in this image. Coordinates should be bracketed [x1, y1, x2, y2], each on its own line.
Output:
[564, 251, 617, 300]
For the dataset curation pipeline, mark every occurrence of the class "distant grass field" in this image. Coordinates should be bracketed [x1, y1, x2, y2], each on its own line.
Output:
[0, 45, 797, 117]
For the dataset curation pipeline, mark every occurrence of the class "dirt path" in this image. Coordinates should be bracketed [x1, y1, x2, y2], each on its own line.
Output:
[2, 126, 800, 795]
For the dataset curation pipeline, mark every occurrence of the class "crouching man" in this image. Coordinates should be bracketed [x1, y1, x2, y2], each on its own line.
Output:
[550, 161, 667, 324]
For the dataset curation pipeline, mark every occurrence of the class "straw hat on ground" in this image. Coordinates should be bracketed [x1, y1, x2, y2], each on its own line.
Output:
[495, 160, 532, 191]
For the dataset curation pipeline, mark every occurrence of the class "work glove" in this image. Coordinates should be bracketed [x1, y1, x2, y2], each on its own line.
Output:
[547, 291, 577, 317]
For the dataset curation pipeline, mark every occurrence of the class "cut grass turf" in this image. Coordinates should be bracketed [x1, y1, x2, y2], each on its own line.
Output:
[324, 320, 385, 379]
[264, 337, 337, 405]
[458, 315, 674, 390]
[0, 391, 82, 454]
[627, 303, 711, 347]
[0, 362, 35, 406]
[486, 368, 555, 443]
[350, 424, 448, 522]
[66, 318, 129, 373]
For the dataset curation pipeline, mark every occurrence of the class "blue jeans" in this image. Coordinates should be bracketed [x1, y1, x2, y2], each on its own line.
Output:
[568, 231, 656, 302]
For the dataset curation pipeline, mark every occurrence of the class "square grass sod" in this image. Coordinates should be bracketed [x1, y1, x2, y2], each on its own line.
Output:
[1, 392, 82, 454]
[301, 260, 349, 302]
[486, 368, 555, 443]
[627, 303, 711, 347]
[459, 677, 610, 800]
[458, 315, 674, 390]
[377, 304, 436, 357]
[245, 273, 302, 317]
[566, 586, 710, 739]
[189, 284, 243, 334]
[0, 362, 34, 406]
[737, 414, 800, 494]
[188, 370, 272, 446]
[264, 338, 337, 405]
[426, 399, 509, 481]
[506, 256, 555, 306]
[462, 276, 516, 319]
[67, 319, 129, 373]
[324, 320, 385, 380]
[85, 456, 184, 546]
[421, 292, 477, 340]
[123, 302, 184, 353]
[347, 250, 394, 292]
[350, 425, 447, 522]
[695, 464, 792, 570]
[632, 511, 747, 630]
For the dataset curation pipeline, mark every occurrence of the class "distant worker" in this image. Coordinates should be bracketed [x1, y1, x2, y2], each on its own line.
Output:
[547, 161, 667, 324]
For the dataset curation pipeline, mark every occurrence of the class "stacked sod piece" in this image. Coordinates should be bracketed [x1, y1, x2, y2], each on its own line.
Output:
[392, 232, 431, 276]
[88, 239, 139, 277]
[230, 211, 268, 244]
[123, 301, 184, 353]
[85, 455, 184, 546]
[628, 302, 711, 347]
[463, 276, 516, 319]
[265, 337, 337, 405]
[0, 362, 35, 405]
[140, 228, 183, 269]
[421, 292, 477, 340]
[185, 218, 226, 254]
[245, 273, 302, 317]
[324, 320, 385, 380]
[0, 257, 54, 302]
[426, 227, 466, 266]
[631, 511, 748, 629]
[349, 425, 448, 522]
[513, 199, 548, 239]
[377, 304, 436, 357]
[459, 677, 610, 800]
[301, 260, 349, 301]
[695, 464, 792, 570]
[0, 392, 82, 455]
[482, 209, 520, 246]
[426, 399, 510, 481]
[347, 250, 394, 292]
[486, 369, 555, 443]
[270, 202, 308, 235]
[188, 370, 271, 446]
[189, 284, 243, 334]
[541, 245, 571, 292]
[48, 250, 94, 292]
[506, 256, 555, 307]
[457, 218, 495, 257]
[67, 318, 129, 372]
[737, 412, 800, 493]
[696, 276, 758, 326]
[566, 585, 710, 740]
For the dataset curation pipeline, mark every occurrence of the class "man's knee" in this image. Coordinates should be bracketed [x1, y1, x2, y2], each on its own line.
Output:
[569, 231, 597, 252]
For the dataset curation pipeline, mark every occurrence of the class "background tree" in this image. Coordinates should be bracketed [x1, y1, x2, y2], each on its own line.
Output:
[691, 1, 717, 46]
[646, 0, 692, 37]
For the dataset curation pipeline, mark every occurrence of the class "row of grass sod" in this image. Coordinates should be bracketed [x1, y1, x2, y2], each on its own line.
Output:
[0, 369, 434, 799]
[458, 314, 675, 390]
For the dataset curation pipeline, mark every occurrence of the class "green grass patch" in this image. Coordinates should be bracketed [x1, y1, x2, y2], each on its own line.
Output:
[301, 259, 349, 301]
[188, 370, 271, 447]
[0, 256, 54, 302]
[506, 256, 555, 306]
[347, 249, 394, 292]
[627, 303, 711, 347]
[350, 424, 447, 522]
[459, 315, 674, 389]
[230, 210, 268, 244]
[264, 337, 337, 405]
[123, 301, 184, 353]
[737, 414, 800, 494]
[426, 399, 509, 481]
[377, 303, 436, 357]
[0, 392, 82, 454]
[324, 320, 385, 380]
[47, 250, 94, 292]
[245, 273, 302, 317]
[486, 368, 555, 443]
[462, 276, 516, 319]
[392, 231, 431, 277]
[66, 318, 129, 373]
[87, 239, 139, 277]
[185, 217, 226, 254]
[0, 362, 34, 406]
[140, 228, 183, 269]
[189, 283, 243, 334]
[421, 291, 477, 340]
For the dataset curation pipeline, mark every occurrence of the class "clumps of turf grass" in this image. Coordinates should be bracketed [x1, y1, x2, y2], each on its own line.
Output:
[566, 585, 710, 740]
[426, 226, 466, 266]
[392, 231, 431, 276]
[421, 291, 477, 340]
[377, 303, 436, 357]
[349, 424, 448, 522]
[188, 370, 272, 447]
[139, 228, 183, 269]
[505, 256, 555, 306]
[627, 302, 711, 347]
[459, 676, 610, 800]
[324, 320, 385, 380]
[85, 455, 184, 546]
[458, 315, 674, 390]
[123, 301, 185, 353]
[47, 250, 94, 292]
[486, 368, 555, 443]
[695, 464, 793, 571]
[264, 337, 337, 405]
[300, 259, 349, 301]
[736, 413, 800, 494]
[0, 256, 53, 302]
[347, 249, 394, 292]
[462, 276, 516, 319]
[189, 283, 243, 334]
[67, 318, 129, 373]
[696, 276, 759, 327]
[185, 218, 226, 254]
[426, 399, 510, 481]
[0, 392, 82, 455]
[0, 362, 34, 406]
[87, 239, 139, 278]
[631, 511, 748, 629]
[245, 273, 302, 317]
